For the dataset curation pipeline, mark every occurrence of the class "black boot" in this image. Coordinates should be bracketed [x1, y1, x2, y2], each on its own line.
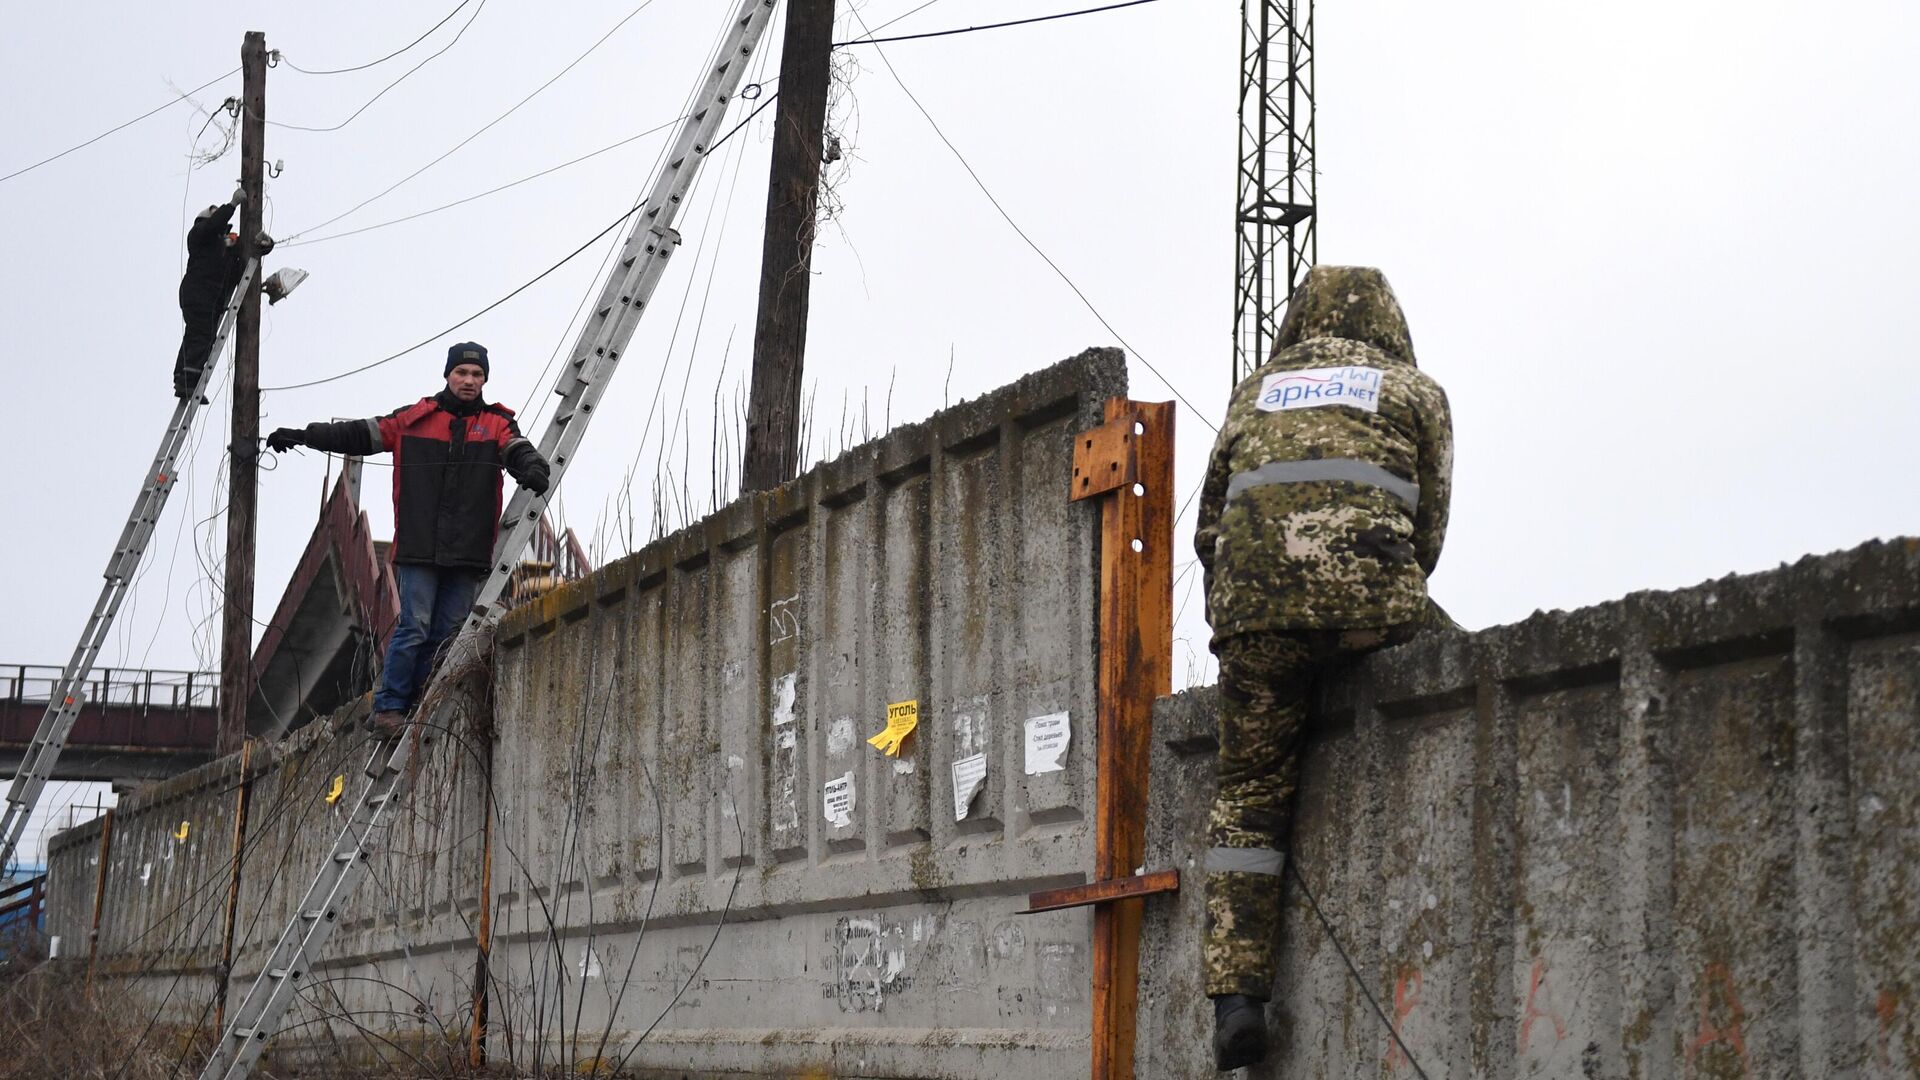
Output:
[1213, 993, 1268, 1070]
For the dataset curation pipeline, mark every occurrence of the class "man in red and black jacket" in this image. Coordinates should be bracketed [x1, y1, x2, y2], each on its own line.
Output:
[266, 342, 550, 734]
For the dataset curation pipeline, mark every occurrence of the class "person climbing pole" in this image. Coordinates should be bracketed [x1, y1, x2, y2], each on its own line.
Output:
[1193, 265, 1455, 1070]
[172, 188, 284, 398]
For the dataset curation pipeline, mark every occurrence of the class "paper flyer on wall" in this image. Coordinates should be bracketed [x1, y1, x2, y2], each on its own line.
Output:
[824, 771, 856, 828]
[1023, 712, 1070, 774]
[952, 752, 988, 820]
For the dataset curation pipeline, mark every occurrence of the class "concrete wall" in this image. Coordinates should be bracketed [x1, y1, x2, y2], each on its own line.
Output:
[483, 349, 1123, 1076]
[1136, 538, 1920, 1080]
[47, 338, 1917, 1078]
[43, 347, 1125, 1075]
[45, 683, 493, 1060]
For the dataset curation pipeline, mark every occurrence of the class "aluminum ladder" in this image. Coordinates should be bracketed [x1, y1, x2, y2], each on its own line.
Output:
[197, 3, 777, 1075]
[0, 260, 258, 874]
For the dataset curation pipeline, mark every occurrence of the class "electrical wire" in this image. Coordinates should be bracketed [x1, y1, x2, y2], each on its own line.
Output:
[1288, 856, 1434, 1080]
[835, 0, 1164, 46]
[280, 0, 665, 242]
[612, 38, 770, 525]
[846, 6, 1217, 432]
[281, 0, 479, 75]
[280, 114, 684, 247]
[266, 0, 490, 133]
[515, 0, 749, 435]
[262, 201, 650, 392]
[869, 0, 947, 37]
[0, 67, 239, 185]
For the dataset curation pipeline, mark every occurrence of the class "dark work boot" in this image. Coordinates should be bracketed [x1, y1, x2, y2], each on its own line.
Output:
[1213, 993, 1269, 1071]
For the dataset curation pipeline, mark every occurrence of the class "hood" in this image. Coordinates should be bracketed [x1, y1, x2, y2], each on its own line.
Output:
[1270, 265, 1417, 366]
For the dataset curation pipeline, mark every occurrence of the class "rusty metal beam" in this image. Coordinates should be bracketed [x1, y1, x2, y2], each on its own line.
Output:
[85, 808, 114, 994]
[469, 740, 495, 1069]
[213, 741, 255, 1034]
[1072, 398, 1174, 1080]
[1026, 870, 1180, 914]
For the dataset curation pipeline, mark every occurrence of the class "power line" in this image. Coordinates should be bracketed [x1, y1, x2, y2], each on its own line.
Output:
[280, 0, 665, 242]
[281, 0, 480, 75]
[869, 0, 948, 36]
[847, 6, 1217, 431]
[516, 0, 749, 441]
[836, 0, 1163, 46]
[0, 68, 239, 185]
[266, 0, 490, 133]
[281, 114, 684, 247]
[261, 200, 649, 392]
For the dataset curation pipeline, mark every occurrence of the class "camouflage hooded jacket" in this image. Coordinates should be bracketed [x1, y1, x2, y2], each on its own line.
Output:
[1196, 266, 1453, 641]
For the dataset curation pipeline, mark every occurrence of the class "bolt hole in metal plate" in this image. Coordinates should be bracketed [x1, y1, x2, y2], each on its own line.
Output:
[1070, 413, 1141, 501]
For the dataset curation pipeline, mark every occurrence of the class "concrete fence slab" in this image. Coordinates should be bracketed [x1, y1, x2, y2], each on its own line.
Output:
[1136, 538, 1920, 1080]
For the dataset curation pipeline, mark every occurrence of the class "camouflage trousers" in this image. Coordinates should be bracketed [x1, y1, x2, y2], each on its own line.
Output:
[1203, 625, 1415, 999]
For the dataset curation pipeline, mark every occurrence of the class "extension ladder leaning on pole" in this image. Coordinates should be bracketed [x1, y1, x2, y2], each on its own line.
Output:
[197, 3, 781, 1076]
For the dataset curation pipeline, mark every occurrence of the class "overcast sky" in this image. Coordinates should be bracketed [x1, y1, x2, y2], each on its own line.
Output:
[4, 0, 1918, 860]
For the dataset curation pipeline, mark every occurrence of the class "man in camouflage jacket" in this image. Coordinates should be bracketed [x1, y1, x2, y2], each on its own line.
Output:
[1194, 266, 1453, 1069]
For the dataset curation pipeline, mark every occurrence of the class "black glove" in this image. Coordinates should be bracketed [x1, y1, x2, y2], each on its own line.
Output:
[518, 462, 551, 496]
[255, 232, 276, 256]
[266, 427, 306, 453]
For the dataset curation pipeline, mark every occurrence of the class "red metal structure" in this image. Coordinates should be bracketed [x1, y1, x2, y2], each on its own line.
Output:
[4, 470, 592, 779]
[0, 666, 217, 781]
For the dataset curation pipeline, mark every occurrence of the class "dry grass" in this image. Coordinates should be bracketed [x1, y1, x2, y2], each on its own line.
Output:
[0, 965, 187, 1079]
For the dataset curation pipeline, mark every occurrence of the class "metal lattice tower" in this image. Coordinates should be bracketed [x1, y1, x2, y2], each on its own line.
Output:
[1234, 0, 1316, 385]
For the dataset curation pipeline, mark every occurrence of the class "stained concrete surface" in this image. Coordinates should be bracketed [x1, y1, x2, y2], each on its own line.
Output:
[1136, 538, 1920, 1080]
[45, 348, 1126, 1078]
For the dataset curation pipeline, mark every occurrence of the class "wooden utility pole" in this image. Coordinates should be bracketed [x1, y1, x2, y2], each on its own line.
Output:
[741, 0, 836, 493]
[218, 31, 267, 755]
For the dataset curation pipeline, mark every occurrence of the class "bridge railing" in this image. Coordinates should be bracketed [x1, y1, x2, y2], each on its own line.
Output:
[2, 665, 218, 713]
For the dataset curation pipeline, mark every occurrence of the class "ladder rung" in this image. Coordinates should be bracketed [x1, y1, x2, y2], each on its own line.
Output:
[176, 0, 786, 1059]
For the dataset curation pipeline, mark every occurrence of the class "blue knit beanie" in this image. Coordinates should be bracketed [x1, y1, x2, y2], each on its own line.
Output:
[445, 342, 489, 378]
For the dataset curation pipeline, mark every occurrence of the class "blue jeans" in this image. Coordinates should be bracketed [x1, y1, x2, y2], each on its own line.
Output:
[374, 564, 481, 713]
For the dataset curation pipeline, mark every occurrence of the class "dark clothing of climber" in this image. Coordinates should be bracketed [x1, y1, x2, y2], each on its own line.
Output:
[173, 200, 246, 398]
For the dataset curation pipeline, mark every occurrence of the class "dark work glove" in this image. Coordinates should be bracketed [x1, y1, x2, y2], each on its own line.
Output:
[266, 427, 306, 453]
[504, 437, 551, 495]
[255, 232, 276, 256]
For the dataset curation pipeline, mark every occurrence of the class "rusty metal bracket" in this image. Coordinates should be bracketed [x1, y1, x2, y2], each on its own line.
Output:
[1072, 414, 1141, 501]
[1024, 869, 1180, 915]
[1047, 397, 1175, 1080]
